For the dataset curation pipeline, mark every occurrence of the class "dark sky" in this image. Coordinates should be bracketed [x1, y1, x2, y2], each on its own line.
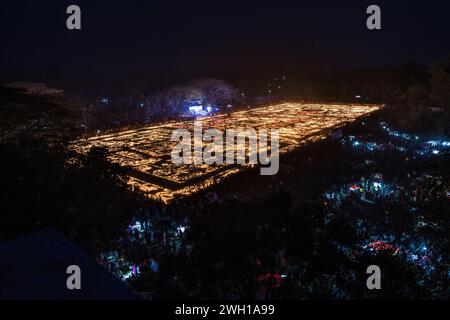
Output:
[1, 0, 449, 80]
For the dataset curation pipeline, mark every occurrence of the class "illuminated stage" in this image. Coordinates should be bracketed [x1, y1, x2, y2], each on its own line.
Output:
[72, 103, 383, 202]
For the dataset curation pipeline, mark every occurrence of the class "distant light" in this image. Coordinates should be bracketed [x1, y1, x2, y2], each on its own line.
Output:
[355, 95, 361, 99]
[189, 105, 203, 115]
[432, 150, 440, 155]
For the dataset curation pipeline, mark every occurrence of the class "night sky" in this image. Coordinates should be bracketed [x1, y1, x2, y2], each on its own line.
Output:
[1, 0, 449, 80]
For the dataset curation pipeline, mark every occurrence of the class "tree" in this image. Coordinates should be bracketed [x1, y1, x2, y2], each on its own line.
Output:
[428, 55, 450, 133]
[190, 78, 239, 107]
[429, 55, 450, 108]
[146, 85, 204, 117]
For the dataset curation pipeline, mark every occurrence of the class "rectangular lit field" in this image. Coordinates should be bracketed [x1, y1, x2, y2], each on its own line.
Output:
[72, 103, 383, 202]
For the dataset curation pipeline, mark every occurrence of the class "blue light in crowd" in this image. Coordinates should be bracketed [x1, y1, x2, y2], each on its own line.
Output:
[373, 182, 382, 188]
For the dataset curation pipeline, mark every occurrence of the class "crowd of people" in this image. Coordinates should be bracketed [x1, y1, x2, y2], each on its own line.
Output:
[97, 205, 192, 282]
[322, 122, 449, 294]
[96, 118, 449, 299]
